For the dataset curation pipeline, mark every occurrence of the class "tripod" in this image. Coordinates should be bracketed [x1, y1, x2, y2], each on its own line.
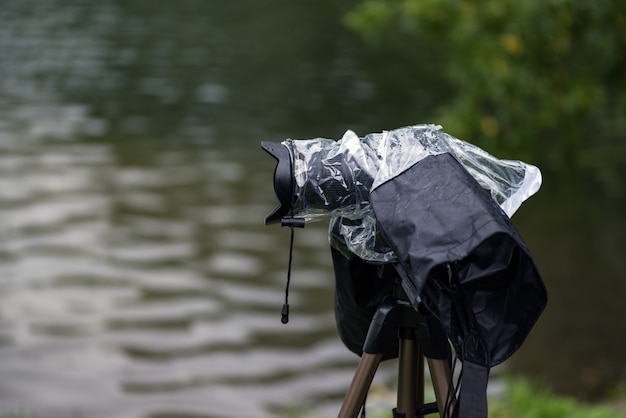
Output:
[338, 281, 456, 418]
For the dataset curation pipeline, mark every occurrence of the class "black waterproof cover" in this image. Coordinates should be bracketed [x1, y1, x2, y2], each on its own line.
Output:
[370, 153, 547, 417]
[331, 247, 399, 361]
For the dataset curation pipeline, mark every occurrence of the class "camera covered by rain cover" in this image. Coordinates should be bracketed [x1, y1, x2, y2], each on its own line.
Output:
[263, 124, 547, 417]
[262, 124, 542, 263]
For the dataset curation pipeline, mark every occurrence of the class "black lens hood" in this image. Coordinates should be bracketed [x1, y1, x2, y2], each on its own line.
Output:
[261, 141, 294, 225]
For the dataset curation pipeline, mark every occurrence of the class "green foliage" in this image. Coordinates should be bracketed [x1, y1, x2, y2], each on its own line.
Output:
[1, 412, 36, 418]
[490, 379, 626, 418]
[291, 379, 626, 418]
[346, 0, 626, 195]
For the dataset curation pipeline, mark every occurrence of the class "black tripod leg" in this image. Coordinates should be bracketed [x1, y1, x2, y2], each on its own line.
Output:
[416, 346, 424, 418]
[396, 337, 418, 417]
[338, 352, 383, 418]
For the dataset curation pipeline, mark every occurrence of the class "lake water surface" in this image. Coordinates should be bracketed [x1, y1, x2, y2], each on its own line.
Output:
[0, 138, 394, 417]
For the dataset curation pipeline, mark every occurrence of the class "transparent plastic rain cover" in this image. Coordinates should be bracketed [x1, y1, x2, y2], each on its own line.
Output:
[282, 124, 542, 263]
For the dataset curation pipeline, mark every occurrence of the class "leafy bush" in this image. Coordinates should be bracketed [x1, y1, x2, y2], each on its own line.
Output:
[346, 0, 626, 195]
[490, 379, 626, 418]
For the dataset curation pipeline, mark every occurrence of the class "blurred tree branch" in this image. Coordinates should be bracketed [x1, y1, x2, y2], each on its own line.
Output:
[346, 0, 626, 198]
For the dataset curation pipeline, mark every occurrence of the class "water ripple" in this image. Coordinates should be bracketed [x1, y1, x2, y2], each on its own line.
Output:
[0, 111, 348, 418]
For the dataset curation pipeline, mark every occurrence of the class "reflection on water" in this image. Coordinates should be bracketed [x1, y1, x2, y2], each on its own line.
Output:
[0, 2, 390, 409]
[0, 0, 445, 143]
[0, 138, 401, 417]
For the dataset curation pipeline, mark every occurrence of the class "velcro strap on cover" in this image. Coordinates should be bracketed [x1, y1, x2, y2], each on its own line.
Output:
[457, 361, 489, 418]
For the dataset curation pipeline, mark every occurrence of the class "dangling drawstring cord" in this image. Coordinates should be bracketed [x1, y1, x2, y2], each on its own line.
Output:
[280, 218, 305, 324]
[281, 225, 296, 324]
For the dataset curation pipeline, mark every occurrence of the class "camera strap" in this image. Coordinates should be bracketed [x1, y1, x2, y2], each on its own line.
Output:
[280, 218, 305, 324]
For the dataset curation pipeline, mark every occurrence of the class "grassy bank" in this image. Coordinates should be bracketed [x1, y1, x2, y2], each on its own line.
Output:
[5, 379, 625, 418]
[489, 379, 626, 418]
[285, 378, 626, 418]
